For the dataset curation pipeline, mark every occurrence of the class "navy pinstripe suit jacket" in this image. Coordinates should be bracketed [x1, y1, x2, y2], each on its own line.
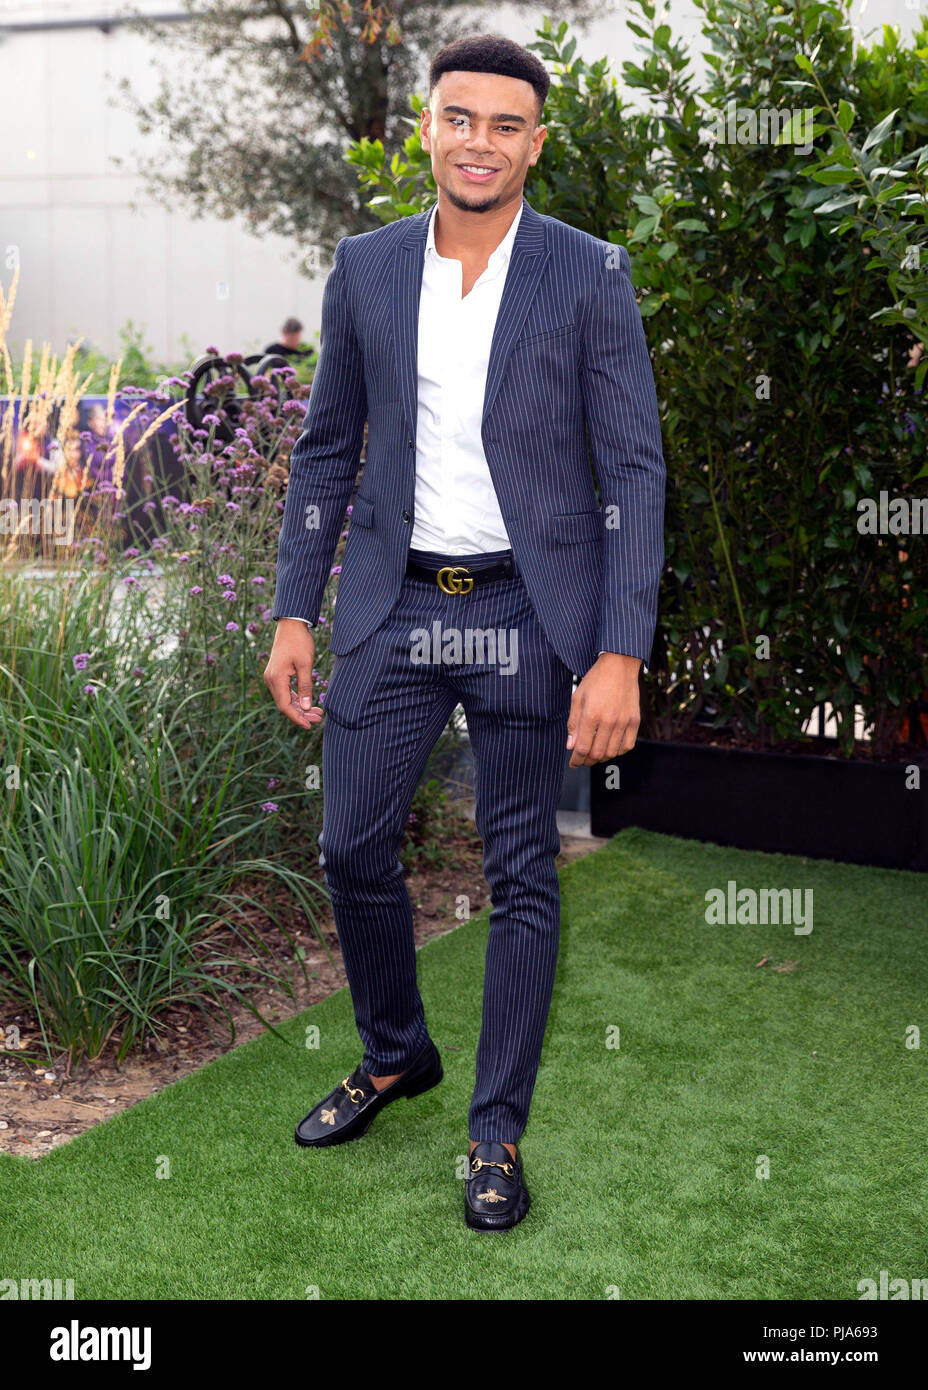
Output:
[271, 194, 666, 678]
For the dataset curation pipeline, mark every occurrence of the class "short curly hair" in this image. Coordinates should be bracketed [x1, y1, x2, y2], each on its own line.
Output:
[428, 33, 550, 124]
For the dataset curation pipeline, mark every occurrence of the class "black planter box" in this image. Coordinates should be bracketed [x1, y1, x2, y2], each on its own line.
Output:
[591, 738, 928, 872]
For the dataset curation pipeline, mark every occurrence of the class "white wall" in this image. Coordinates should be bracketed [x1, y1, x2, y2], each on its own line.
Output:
[0, 0, 324, 364]
[0, 0, 917, 364]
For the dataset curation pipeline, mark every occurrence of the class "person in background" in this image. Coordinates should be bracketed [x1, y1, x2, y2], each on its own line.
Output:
[82, 403, 115, 489]
[14, 428, 54, 479]
[81, 403, 120, 545]
[52, 433, 86, 499]
[263, 317, 310, 358]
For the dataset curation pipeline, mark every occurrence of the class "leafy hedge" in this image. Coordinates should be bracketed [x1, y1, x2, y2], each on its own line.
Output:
[346, 0, 928, 758]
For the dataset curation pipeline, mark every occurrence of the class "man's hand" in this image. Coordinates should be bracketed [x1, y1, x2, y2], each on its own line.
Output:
[264, 619, 324, 729]
[566, 652, 641, 767]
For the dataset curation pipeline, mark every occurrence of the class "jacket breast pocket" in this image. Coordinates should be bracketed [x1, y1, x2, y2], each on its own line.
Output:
[512, 323, 577, 349]
[552, 510, 603, 546]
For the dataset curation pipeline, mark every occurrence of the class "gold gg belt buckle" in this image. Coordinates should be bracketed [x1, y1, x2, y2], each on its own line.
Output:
[436, 565, 474, 595]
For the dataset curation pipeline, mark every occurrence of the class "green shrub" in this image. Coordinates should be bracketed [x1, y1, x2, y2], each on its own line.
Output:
[346, 1, 928, 758]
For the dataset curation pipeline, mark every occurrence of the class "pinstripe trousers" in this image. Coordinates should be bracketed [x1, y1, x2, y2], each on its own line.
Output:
[318, 548, 574, 1142]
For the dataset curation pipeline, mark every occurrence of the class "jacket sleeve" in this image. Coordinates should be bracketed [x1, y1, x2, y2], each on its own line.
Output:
[578, 242, 665, 667]
[271, 237, 368, 624]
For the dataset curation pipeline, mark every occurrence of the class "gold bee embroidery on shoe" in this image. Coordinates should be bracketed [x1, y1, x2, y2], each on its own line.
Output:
[477, 1188, 507, 1203]
[320, 1107, 337, 1125]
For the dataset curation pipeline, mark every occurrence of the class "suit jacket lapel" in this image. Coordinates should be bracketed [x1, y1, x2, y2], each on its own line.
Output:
[482, 199, 549, 426]
[392, 195, 550, 441]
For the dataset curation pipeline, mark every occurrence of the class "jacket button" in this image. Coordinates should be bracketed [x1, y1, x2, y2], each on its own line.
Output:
[407, 439, 415, 449]
[401, 510, 410, 523]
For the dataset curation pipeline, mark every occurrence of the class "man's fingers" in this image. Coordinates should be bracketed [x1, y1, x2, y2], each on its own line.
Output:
[296, 658, 316, 714]
[287, 689, 323, 727]
[264, 622, 321, 728]
[264, 662, 292, 713]
[568, 706, 598, 767]
[569, 711, 640, 766]
[586, 719, 618, 765]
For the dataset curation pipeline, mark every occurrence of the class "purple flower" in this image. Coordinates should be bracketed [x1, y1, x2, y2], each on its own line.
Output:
[133, 666, 145, 677]
[124, 547, 140, 559]
[225, 621, 239, 631]
[330, 565, 342, 576]
[202, 653, 217, 667]
[123, 576, 140, 587]
[267, 777, 280, 790]
[250, 576, 267, 586]
[261, 801, 279, 814]
[73, 652, 91, 671]
[226, 502, 241, 512]
[190, 585, 203, 595]
[221, 589, 237, 601]
[83, 684, 96, 697]
[217, 574, 234, 585]
[176, 553, 190, 564]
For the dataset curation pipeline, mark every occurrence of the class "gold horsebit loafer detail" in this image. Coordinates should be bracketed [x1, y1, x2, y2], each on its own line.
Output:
[470, 1156, 514, 1201]
[319, 1076, 365, 1126]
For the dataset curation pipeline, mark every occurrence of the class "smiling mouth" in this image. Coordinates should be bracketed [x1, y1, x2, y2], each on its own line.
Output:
[456, 164, 501, 181]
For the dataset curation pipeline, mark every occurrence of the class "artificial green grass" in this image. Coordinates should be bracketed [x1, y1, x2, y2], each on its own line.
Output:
[1, 828, 925, 1299]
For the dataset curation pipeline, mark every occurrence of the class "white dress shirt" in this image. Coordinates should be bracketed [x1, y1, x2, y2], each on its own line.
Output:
[408, 201, 522, 554]
[283, 203, 520, 629]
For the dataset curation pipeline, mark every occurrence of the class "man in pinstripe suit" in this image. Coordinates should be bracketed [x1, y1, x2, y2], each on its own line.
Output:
[265, 33, 665, 1231]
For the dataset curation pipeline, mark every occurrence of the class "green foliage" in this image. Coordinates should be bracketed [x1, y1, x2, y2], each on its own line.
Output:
[70, 321, 192, 393]
[344, 2, 928, 758]
[0, 374, 334, 1064]
[800, 34, 928, 371]
[399, 775, 474, 873]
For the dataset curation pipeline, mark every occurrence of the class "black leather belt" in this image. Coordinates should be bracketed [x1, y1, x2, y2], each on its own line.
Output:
[405, 553, 516, 594]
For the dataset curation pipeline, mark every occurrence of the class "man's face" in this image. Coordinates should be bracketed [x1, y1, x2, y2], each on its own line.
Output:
[88, 407, 106, 436]
[421, 70, 546, 215]
[280, 331, 301, 350]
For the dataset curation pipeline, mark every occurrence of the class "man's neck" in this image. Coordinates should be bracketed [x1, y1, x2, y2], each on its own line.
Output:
[433, 191, 523, 262]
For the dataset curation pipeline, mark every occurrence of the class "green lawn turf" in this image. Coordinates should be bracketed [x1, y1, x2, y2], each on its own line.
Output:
[1, 828, 925, 1300]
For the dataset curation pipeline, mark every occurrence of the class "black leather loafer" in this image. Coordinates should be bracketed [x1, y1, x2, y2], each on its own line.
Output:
[294, 1037, 443, 1147]
[464, 1141, 530, 1231]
